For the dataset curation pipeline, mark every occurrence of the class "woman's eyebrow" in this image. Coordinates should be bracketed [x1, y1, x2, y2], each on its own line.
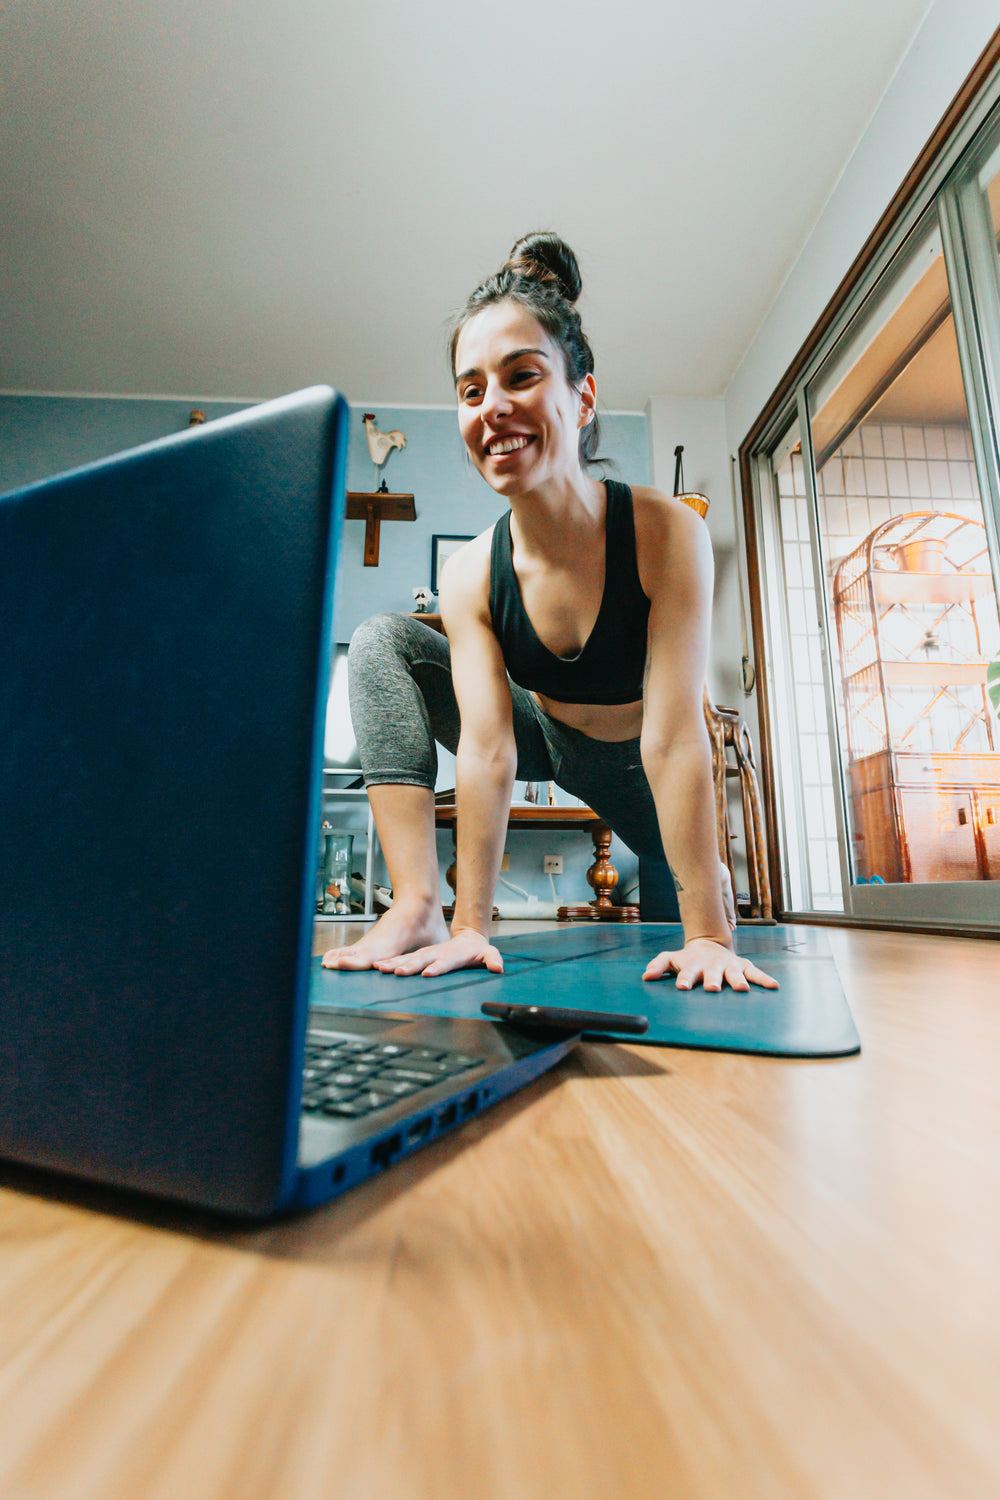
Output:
[454, 348, 550, 386]
[502, 347, 549, 365]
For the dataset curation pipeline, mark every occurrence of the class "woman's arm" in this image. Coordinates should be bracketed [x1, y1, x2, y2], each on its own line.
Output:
[444, 542, 519, 945]
[635, 492, 777, 992]
[376, 535, 515, 977]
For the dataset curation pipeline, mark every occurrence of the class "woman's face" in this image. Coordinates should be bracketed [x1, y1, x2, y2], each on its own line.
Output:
[453, 300, 596, 497]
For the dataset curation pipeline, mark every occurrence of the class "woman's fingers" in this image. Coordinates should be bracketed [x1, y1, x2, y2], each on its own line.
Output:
[374, 933, 504, 978]
[735, 961, 780, 990]
[643, 941, 779, 991]
[421, 943, 504, 977]
[642, 949, 682, 982]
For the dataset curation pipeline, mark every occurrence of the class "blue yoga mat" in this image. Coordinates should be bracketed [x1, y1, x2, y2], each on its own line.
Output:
[310, 924, 860, 1059]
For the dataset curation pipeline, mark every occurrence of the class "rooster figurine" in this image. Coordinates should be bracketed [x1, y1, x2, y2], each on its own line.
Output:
[363, 412, 406, 490]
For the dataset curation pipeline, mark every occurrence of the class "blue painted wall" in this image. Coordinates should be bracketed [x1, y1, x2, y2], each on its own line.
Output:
[0, 394, 252, 491]
[0, 390, 650, 912]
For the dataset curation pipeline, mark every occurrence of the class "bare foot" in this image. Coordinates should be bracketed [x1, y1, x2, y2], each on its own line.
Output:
[321, 897, 449, 971]
[721, 862, 737, 931]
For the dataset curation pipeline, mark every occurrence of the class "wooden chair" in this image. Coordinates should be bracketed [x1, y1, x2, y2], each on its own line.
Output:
[671, 477, 772, 922]
[704, 692, 773, 921]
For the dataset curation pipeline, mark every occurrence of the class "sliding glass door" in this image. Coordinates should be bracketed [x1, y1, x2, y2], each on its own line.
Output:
[752, 103, 1000, 930]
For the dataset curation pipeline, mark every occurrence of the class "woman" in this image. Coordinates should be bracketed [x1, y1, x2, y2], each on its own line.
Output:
[324, 233, 776, 993]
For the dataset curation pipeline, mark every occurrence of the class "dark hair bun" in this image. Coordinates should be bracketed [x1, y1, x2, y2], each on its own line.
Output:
[506, 231, 582, 305]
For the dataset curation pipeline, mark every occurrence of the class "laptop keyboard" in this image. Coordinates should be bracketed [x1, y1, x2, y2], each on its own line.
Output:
[302, 1028, 485, 1120]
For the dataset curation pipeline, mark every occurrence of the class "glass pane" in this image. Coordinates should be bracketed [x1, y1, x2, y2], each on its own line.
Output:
[984, 155, 1000, 258]
[770, 440, 845, 912]
[808, 225, 1000, 896]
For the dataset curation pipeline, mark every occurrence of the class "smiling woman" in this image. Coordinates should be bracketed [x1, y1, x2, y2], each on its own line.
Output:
[323, 233, 775, 993]
[450, 232, 604, 473]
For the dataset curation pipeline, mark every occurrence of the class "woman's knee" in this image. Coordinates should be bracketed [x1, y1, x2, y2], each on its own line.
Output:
[348, 612, 409, 672]
[348, 611, 447, 674]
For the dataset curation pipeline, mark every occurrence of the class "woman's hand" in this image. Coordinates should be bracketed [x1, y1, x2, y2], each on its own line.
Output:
[373, 926, 504, 979]
[643, 938, 778, 993]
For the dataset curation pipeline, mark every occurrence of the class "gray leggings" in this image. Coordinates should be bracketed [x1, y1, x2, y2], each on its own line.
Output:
[348, 613, 667, 860]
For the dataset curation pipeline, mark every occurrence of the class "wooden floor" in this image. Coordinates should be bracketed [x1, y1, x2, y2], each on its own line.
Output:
[1, 921, 998, 1499]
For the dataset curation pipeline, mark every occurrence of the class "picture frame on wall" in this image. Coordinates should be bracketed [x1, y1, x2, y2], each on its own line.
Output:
[430, 534, 474, 594]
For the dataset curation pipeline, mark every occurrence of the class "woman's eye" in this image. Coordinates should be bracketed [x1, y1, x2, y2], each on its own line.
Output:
[461, 385, 482, 403]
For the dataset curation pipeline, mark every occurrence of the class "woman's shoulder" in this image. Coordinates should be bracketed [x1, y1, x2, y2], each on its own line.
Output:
[440, 522, 497, 577]
[628, 484, 707, 537]
[628, 484, 712, 590]
[437, 523, 495, 623]
[627, 482, 686, 508]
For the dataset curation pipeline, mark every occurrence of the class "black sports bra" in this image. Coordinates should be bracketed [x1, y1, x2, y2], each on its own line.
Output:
[488, 480, 651, 705]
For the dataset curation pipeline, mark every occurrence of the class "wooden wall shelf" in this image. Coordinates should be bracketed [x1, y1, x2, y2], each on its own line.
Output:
[345, 492, 416, 566]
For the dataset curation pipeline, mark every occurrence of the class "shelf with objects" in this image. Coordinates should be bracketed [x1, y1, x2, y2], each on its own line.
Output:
[832, 510, 1000, 883]
[317, 644, 381, 921]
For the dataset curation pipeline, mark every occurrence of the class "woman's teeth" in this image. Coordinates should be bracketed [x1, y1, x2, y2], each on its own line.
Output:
[488, 436, 531, 456]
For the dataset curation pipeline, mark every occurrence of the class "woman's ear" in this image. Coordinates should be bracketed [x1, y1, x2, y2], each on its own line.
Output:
[577, 372, 597, 428]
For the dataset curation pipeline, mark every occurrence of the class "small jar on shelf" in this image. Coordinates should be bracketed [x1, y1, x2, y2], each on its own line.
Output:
[318, 825, 354, 916]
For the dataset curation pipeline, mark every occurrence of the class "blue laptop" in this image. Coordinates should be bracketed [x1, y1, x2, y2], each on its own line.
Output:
[0, 387, 577, 1217]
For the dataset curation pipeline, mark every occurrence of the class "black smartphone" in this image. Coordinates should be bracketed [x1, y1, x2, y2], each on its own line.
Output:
[480, 1000, 649, 1036]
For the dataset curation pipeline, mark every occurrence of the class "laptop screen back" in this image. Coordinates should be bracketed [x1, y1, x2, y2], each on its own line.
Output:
[0, 387, 348, 1213]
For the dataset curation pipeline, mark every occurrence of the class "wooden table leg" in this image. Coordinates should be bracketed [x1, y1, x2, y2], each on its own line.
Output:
[558, 820, 640, 923]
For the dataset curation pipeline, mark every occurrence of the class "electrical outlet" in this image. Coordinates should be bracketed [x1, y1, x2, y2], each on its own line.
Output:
[543, 854, 563, 874]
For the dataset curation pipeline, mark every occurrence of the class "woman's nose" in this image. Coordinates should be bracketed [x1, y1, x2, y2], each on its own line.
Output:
[481, 380, 512, 425]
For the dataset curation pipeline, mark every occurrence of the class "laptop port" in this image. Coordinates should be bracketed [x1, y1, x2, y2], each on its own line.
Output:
[460, 1091, 478, 1118]
[370, 1132, 402, 1171]
[406, 1117, 433, 1147]
[437, 1102, 458, 1129]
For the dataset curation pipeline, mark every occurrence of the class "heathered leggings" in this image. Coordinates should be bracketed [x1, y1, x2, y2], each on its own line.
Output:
[348, 612, 668, 860]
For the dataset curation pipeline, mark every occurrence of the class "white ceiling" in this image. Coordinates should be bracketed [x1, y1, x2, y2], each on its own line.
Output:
[1, 0, 935, 411]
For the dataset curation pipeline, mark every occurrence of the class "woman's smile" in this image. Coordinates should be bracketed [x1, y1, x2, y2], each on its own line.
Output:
[485, 434, 535, 458]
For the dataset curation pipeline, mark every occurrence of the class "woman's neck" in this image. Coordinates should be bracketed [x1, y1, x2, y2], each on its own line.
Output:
[507, 472, 606, 553]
